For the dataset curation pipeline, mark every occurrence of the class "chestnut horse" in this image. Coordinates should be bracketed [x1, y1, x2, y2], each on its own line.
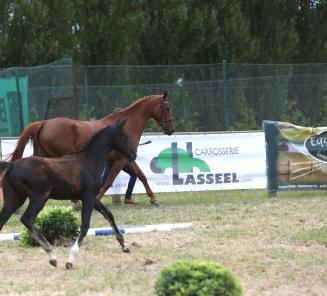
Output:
[0, 120, 136, 268]
[10, 92, 175, 205]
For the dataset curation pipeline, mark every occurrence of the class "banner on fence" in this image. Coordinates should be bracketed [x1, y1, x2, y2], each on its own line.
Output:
[263, 120, 327, 192]
[0, 76, 29, 136]
[0, 132, 267, 194]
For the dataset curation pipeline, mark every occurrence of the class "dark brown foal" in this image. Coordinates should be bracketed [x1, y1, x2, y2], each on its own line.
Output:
[0, 120, 135, 269]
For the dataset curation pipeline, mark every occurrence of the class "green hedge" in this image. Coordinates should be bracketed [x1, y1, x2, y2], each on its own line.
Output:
[155, 260, 242, 296]
[20, 205, 80, 247]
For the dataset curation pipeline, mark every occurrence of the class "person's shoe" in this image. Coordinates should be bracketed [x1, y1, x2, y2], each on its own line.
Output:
[124, 198, 139, 205]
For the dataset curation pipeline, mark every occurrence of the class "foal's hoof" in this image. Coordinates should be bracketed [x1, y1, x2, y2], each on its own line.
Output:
[49, 259, 57, 267]
[66, 262, 73, 269]
[150, 200, 160, 206]
[123, 245, 130, 253]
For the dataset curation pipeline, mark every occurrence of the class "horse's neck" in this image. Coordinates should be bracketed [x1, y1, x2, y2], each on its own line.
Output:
[99, 97, 157, 148]
[121, 105, 151, 134]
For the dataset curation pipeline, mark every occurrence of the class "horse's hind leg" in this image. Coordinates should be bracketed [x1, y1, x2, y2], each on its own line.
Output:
[20, 197, 57, 267]
[0, 179, 27, 231]
[94, 200, 129, 253]
[66, 198, 94, 269]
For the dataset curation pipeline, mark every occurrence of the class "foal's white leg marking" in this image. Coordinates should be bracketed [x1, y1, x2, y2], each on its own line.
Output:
[48, 250, 57, 262]
[30, 229, 57, 266]
[123, 242, 130, 252]
[67, 240, 80, 266]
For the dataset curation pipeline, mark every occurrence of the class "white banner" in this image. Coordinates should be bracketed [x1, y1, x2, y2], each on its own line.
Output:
[0, 132, 267, 194]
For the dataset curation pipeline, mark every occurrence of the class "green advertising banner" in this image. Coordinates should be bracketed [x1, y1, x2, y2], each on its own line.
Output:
[263, 120, 327, 193]
[0, 76, 29, 136]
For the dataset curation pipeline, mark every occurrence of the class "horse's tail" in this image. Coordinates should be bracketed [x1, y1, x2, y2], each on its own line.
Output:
[9, 121, 44, 161]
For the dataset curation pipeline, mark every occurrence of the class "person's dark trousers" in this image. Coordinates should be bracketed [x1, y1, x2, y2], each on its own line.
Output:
[101, 161, 138, 203]
[100, 162, 111, 187]
[125, 174, 137, 198]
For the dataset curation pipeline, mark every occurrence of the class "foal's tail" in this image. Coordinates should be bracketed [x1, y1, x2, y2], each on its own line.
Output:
[9, 121, 44, 162]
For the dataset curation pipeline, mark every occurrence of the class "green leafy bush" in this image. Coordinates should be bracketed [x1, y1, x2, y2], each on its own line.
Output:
[20, 205, 80, 247]
[155, 260, 242, 296]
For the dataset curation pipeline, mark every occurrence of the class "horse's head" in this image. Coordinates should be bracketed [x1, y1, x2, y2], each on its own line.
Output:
[153, 91, 176, 135]
[113, 119, 136, 162]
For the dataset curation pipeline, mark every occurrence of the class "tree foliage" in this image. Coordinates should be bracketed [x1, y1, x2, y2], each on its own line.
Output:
[0, 0, 325, 67]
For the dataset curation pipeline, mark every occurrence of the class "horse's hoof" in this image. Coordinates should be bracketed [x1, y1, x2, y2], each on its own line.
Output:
[150, 200, 160, 206]
[72, 205, 81, 212]
[49, 259, 57, 267]
[66, 262, 73, 269]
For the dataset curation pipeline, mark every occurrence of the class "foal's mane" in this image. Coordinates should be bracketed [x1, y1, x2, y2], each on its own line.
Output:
[76, 125, 113, 153]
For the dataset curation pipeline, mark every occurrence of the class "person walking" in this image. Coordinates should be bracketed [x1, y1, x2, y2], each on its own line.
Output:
[101, 135, 151, 205]
[101, 162, 139, 205]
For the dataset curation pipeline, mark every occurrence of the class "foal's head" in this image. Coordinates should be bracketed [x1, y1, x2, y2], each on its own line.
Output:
[80, 120, 135, 162]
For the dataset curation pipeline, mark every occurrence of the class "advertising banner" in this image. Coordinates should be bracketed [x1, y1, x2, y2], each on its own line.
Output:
[263, 120, 327, 192]
[0, 132, 267, 194]
[106, 132, 267, 194]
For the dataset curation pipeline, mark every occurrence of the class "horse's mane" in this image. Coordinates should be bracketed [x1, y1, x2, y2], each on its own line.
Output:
[124, 95, 160, 110]
[102, 95, 161, 121]
[113, 107, 123, 113]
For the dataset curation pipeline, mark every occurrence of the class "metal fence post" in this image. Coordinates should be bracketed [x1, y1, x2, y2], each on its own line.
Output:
[275, 70, 282, 121]
[15, 75, 24, 133]
[72, 63, 79, 119]
[84, 74, 89, 108]
[222, 60, 230, 129]
[262, 121, 278, 198]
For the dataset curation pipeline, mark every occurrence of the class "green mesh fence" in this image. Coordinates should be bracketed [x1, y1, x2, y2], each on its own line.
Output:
[0, 59, 326, 136]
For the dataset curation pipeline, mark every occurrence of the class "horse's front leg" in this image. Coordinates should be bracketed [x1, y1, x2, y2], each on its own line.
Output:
[66, 198, 94, 269]
[94, 200, 129, 252]
[96, 158, 127, 200]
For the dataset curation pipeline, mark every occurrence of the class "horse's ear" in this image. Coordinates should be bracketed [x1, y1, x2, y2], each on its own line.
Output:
[163, 91, 169, 101]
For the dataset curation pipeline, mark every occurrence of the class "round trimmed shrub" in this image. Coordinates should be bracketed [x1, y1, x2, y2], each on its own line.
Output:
[155, 260, 242, 296]
[20, 205, 80, 247]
